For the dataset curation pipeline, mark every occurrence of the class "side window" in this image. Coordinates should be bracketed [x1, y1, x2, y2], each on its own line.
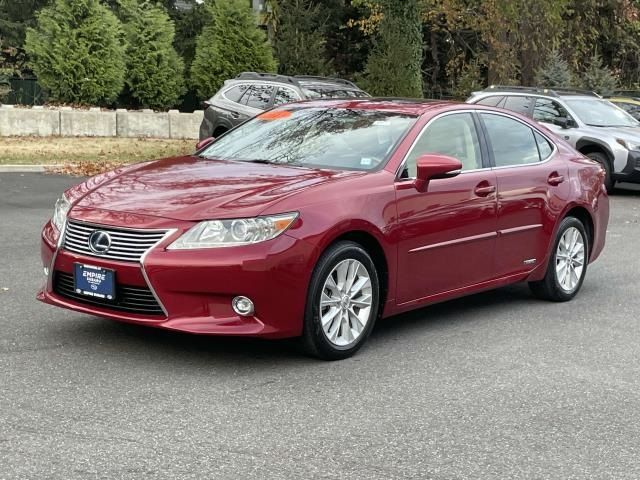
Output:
[535, 132, 554, 160]
[273, 87, 301, 106]
[476, 96, 504, 107]
[481, 113, 541, 167]
[244, 84, 275, 110]
[502, 96, 534, 116]
[533, 98, 572, 126]
[404, 113, 482, 178]
[223, 84, 251, 103]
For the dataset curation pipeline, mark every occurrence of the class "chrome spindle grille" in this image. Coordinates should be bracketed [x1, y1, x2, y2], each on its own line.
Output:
[63, 220, 169, 262]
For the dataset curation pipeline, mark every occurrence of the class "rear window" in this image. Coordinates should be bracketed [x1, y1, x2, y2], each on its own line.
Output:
[222, 84, 251, 103]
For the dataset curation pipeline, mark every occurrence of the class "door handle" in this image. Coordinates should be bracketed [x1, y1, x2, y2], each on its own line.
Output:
[548, 173, 565, 186]
[474, 183, 496, 196]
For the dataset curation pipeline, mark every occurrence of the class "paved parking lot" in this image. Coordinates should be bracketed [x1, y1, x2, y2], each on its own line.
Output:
[1, 172, 640, 479]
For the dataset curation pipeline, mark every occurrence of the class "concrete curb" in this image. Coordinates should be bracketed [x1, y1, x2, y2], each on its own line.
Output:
[0, 165, 57, 172]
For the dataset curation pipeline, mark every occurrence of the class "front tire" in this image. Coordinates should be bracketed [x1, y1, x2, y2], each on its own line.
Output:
[529, 217, 588, 302]
[301, 241, 380, 360]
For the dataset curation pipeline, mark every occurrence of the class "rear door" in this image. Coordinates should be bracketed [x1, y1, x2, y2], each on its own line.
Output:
[394, 112, 498, 304]
[479, 112, 569, 277]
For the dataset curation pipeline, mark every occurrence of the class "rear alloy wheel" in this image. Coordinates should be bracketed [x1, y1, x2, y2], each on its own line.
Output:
[586, 151, 614, 192]
[301, 241, 379, 360]
[529, 217, 588, 302]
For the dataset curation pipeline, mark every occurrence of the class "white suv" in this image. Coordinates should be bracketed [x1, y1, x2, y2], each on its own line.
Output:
[467, 86, 640, 191]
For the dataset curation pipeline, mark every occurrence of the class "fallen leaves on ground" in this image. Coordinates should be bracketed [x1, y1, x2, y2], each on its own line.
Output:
[46, 160, 127, 177]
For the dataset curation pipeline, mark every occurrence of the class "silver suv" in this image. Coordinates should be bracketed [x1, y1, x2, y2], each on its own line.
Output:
[467, 86, 640, 190]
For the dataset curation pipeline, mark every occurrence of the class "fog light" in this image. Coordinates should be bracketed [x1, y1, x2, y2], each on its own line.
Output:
[43, 267, 49, 276]
[232, 296, 254, 316]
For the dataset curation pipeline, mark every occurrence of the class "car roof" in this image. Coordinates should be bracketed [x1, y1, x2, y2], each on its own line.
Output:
[232, 72, 363, 91]
[473, 86, 601, 100]
[277, 98, 462, 116]
[558, 95, 604, 101]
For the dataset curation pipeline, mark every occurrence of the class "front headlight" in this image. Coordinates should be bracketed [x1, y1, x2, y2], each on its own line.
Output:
[52, 194, 71, 232]
[167, 212, 299, 249]
[616, 138, 640, 152]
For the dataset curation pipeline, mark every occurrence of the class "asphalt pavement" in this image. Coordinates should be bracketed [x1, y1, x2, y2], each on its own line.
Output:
[1, 172, 640, 479]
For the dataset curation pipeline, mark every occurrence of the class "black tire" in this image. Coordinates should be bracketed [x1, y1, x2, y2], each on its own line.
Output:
[300, 241, 380, 360]
[586, 151, 615, 193]
[529, 217, 589, 302]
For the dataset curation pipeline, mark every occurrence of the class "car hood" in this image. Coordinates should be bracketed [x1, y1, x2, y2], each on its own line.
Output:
[579, 125, 640, 142]
[75, 156, 360, 221]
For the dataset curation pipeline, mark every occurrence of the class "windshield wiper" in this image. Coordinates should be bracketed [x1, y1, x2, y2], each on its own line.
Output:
[244, 159, 275, 164]
[243, 159, 306, 167]
[586, 123, 637, 128]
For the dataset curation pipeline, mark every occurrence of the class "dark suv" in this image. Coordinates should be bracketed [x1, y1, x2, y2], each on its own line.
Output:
[199, 72, 369, 140]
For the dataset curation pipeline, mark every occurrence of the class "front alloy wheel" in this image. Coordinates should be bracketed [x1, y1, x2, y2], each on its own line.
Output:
[302, 241, 380, 360]
[320, 259, 373, 347]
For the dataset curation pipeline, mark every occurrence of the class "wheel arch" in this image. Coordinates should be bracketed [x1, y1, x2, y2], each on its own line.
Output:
[321, 230, 390, 315]
[528, 202, 596, 282]
[213, 126, 229, 137]
[564, 205, 595, 256]
[575, 138, 614, 167]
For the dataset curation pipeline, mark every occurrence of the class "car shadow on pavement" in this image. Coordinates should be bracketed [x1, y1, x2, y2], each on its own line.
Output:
[51, 283, 535, 366]
[372, 283, 534, 341]
[614, 183, 640, 195]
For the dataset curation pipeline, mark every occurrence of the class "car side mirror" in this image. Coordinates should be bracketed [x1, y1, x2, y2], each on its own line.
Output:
[557, 117, 574, 129]
[195, 137, 215, 151]
[414, 154, 463, 191]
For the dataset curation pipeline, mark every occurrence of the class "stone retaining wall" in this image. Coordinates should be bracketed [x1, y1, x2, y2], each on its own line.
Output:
[0, 105, 203, 139]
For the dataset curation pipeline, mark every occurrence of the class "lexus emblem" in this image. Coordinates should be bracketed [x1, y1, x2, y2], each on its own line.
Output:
[88, 231, 112, 254]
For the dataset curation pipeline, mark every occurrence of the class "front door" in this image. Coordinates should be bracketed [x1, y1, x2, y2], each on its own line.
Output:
[395, 112, 498, 305]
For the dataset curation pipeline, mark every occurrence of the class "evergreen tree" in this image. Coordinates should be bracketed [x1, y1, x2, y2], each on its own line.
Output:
[452, 60, 484, 99]
[271, 0, 327, 76]
[0, 0, 49, 50]
[190, 0, 277, 98]
[120, 0, 185, 110]
[580, 54, 618, 96]
[24, 0, 126, 104]
[534, 50, 573, 88]
[361, 0, 422, 97]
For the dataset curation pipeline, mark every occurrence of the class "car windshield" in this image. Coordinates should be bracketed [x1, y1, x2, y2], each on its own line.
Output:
[564, 99, 640, 127]
[200, 107, 417, 171]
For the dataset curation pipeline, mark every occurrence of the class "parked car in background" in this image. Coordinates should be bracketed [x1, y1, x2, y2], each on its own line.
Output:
[198, 72, 369, 140]
[467, 86, 640, 190]
[39, 99, 608, 360]
[606, 95, 640, 121]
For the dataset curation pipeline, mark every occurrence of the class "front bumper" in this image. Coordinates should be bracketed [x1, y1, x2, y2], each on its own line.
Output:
[38, 213, 315, 339]
[614, 151, 640, 183]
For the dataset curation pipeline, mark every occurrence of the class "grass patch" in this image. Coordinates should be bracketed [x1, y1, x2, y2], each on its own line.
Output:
[0, 136, 195, 175]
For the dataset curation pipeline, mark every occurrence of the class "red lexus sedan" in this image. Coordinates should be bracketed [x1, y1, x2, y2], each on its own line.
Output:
[38, 99, 609, 360]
